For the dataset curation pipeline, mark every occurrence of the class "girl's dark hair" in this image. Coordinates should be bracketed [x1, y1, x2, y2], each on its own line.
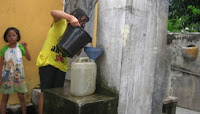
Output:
[70, 8, 89, 23]
[4, 27, 21, 42]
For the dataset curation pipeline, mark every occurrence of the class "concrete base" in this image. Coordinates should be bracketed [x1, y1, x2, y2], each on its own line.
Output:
[6, 103, 36, 114]
[43, 87, 118, 114]
[162, 96, 178, 114]
[31, 89, 41, 114]
[176, 107, 200, 114]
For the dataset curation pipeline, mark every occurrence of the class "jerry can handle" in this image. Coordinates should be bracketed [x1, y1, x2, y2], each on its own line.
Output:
[75, 57, 91, 62]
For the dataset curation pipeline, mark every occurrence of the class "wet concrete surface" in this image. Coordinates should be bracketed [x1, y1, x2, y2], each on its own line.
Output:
[176, 107, 200, 114]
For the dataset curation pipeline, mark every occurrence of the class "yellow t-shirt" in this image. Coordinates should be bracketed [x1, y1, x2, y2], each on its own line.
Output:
[36, 19, 69, 72]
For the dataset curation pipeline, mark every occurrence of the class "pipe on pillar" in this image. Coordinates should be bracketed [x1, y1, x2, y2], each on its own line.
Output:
[93, 2, 98, 47]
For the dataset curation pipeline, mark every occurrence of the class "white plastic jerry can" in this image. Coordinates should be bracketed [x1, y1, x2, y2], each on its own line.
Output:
[70, 57, 97, 96]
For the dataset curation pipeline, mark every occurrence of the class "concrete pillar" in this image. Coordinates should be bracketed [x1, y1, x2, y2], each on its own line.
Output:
[97, 0, 169, 114]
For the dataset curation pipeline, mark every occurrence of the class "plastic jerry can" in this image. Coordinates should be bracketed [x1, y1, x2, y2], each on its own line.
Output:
[70, 57, 97, 96]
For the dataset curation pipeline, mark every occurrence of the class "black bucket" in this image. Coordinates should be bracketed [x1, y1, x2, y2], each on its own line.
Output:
[57, 25, 92, 58]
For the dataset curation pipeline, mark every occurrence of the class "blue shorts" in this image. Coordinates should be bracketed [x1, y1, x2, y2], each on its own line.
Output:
[39, 65, 66, 92]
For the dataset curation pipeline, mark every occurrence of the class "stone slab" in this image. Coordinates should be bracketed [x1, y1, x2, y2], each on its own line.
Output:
[31, 89, 41, 114]
[6, 103, 36, 114]
[43, 87, 118, 114]
[162, 96, 178, 114]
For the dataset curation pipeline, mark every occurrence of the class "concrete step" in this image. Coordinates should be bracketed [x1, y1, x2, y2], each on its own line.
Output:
[162, 96, 178, 114]
[43, 87, 118, 114]
[31, 89, 41, 114]
[6, 103, 36, 114]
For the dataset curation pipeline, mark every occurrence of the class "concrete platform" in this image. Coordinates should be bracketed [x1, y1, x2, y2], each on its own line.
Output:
[162, 96, 178, 114]
[6, 103, 36, 114]
[176, 107, 200, 114]
[43, 87, 118, 114]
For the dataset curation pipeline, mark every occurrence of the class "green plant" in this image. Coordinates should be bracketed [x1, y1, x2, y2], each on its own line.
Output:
[168, 0, 200, 32]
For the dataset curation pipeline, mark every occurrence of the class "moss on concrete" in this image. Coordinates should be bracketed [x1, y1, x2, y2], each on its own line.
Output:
[96, 73, 118, 97]
[44, 88, 118, 114]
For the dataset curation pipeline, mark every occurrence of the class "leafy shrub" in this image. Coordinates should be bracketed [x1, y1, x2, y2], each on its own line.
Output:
[168, 0, 200, 32]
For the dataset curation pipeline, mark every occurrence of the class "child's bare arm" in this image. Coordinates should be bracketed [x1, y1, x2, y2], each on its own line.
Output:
[51, 10, 80, 27]
[21, 42, 31, 61]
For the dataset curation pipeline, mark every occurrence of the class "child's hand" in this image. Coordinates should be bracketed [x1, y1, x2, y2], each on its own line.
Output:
[21, 42, 27, 48]
[69, 16, 80, 27]
[21, 42, 31, 61]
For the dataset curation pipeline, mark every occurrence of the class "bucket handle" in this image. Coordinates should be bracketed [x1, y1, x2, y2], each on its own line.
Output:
[76, 57, 91, 62]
